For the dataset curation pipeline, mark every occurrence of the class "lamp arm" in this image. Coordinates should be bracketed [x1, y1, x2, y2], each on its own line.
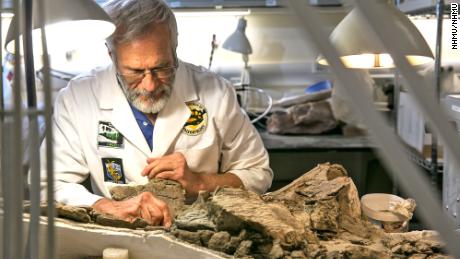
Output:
[23, 0, 38, 108]
[242, 53, 249, 68]
[23, 1, 44, 259]
[240, 66, 251, 87]
[241, 54, 250, 89]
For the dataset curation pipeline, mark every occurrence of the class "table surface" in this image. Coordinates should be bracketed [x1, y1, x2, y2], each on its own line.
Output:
[259, 132, 374, 150]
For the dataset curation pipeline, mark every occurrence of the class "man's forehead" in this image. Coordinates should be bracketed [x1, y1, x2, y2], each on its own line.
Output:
[117, 22, 171, 47]
[117, 32, 172, 56]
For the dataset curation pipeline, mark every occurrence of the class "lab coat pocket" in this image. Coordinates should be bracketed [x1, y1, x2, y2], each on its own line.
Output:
[179, 143, 219, 174]
[175, 121, 219, 173]
[175, 121, 217, 150]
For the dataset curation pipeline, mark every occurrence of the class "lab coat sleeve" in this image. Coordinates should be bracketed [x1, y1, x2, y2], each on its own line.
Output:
[39, 86, 102, 206]
[216, 85, 273, 194]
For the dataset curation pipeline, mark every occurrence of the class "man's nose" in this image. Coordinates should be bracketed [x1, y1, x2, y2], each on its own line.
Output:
[139, 73, 159, 92]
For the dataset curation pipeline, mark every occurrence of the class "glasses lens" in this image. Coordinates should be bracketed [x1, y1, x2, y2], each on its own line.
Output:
[122, 73, 144, 85]
[154, 67, 176, 79]
[119, 66, 177, 85]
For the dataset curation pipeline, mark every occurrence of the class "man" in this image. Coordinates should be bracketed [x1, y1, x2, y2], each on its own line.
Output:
[40, 0, 273, 228]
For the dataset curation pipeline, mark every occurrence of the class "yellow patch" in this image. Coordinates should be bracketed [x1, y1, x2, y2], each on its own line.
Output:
[183, 102, 208, 136]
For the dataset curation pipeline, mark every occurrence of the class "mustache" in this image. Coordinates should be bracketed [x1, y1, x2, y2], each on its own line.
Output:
[130, 84, 171, 98]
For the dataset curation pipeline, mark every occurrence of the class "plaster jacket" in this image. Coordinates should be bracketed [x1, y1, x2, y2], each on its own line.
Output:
[39, 60, 273, 206]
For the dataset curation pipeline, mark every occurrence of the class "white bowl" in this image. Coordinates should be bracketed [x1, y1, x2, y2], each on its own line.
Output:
[361, 193, 409, 222]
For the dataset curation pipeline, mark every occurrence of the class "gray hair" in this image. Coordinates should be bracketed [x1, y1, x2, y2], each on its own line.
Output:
[103, 0, 178, 52]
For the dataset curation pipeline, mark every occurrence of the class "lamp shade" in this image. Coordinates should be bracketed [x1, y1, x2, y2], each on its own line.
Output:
[1, 0, 12, 11]
[222, 17, 253, 55]
[5, 0, 115, 54]
[317, 0, 434, 69]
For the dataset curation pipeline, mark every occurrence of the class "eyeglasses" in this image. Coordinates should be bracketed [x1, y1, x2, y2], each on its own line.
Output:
[117, 63, 178, 86]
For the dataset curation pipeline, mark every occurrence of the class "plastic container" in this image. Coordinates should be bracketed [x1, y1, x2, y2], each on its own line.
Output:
[304, 80, 332, 94]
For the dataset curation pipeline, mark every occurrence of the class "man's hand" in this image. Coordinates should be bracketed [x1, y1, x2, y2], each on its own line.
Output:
[91, 192, 172, 228]
[141, 152, 203, 195]
[142, 152, 244, 196]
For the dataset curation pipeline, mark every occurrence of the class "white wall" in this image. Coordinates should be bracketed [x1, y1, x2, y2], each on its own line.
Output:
[48, 7, 347, 92]
[175, 8, 346, 90]
[412, 17, 460, 65]
[45, 7, 460, 92]
[177, 9, 346, 67]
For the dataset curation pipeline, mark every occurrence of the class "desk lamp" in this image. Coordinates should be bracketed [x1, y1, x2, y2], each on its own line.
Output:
[317, 0, 433, 69]
[5, 0, 115, 54]
[222, 17, 272, 124]
[222, 17, 253, 86]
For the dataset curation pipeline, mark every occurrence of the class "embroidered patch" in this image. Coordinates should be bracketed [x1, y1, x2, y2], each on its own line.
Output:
[183, 101, 208, 136]
[101, 158, 126, 184]
[98, 121, 123, 148]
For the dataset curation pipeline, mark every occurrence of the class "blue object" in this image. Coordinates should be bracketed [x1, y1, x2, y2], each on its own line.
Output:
[305, 80, 332, 94]
[130, 104, 154, 151]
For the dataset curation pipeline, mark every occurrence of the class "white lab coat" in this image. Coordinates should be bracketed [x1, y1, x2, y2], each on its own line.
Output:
[39, 60, 273, 206]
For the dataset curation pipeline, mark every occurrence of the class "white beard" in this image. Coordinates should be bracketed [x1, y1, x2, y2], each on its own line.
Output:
[124, 83, 173, 114]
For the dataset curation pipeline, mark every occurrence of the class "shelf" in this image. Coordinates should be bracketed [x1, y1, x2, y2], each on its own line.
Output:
[404, 143, 443, 174]
[259, 132, 374, 150]
[166, 0, 278, 9]
[399, 0, 456, 15]
[95, 0, 280, 10]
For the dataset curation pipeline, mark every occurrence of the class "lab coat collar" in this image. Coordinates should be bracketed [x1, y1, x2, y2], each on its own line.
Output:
[98, 64, 119, 110]
[98, 60, 197, 157]
[151, 61, 194, 157]
[110, 74, 152, 156]
[173, 60, 199, 103]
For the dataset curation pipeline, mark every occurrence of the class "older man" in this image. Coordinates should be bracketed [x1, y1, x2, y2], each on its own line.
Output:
[40, 0, 272, 227]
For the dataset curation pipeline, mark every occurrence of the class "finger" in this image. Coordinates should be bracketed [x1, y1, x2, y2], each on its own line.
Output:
[139, 206, 153, 225]
[126, 215, 135, 223]
[147, 162, 176, 179]
[139, 192, 164, 226]
[144, 153, 184, 176]
[146, 157, 158, 163]
[141, 159, 160, 177]
[142, 159, 173, 178]
[121, 195, 144, 216]
[146, 204, 164, 226]
[153, 198, 172, 229]
[155, 171, 177, 181]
